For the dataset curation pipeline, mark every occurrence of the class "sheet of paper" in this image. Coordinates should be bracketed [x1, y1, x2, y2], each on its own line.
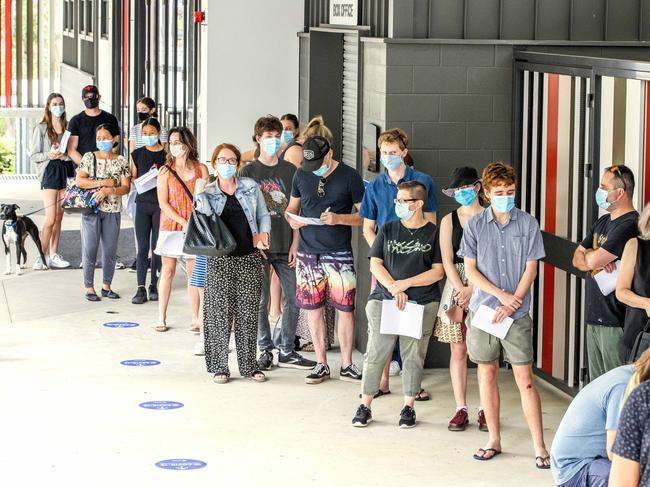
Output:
[469, 304, 514, 340]
[286, 212, 324, 226]
[153, 231, 186, 257]
[58, 130, 71, 154]
[593, 260, 620, 296]
[380, 299, 424, 339]
[134, 167, 159, 194]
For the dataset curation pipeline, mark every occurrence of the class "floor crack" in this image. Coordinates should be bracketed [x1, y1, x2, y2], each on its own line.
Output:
[1, 280, 12, 324]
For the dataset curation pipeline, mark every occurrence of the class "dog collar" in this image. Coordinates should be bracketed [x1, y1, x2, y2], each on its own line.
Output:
[4, 221, 17, 227]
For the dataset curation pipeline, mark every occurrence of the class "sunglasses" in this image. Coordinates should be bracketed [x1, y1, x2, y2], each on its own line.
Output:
[608, 166, 627, 192]
[394, 198, 419, 205]
[317, 178, 327, 198]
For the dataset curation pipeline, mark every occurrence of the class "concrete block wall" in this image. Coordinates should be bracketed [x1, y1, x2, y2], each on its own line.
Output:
[363, 40, 514, 218]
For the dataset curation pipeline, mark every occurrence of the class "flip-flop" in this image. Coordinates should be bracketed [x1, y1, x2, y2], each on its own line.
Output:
[473, 448, 502, 461]
[414, 388, 430, 401]
[359, 390, 391, 399]
[535, 456, 551, 470]
[154, 324, 169, 332]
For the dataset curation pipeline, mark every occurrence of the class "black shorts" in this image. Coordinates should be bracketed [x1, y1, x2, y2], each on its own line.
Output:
[41, 160, 75, 190]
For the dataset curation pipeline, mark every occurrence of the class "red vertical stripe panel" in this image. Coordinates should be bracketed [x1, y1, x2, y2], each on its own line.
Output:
[4, 0, 11, 107]
[542, 74, 559, 374]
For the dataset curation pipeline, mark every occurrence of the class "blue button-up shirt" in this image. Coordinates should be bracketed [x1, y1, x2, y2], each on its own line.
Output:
[359, 166, 438, 227]
[457, 207, 545, 319]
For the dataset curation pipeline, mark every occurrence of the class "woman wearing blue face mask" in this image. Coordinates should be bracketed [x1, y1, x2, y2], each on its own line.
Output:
[194, 143, 271, 384]
[76, 124, 131, 301]
[130, 118, 165, 305]
[29, 92, 75, 270]
[436, 166, 487, 432]
[128, 97, 169, 152]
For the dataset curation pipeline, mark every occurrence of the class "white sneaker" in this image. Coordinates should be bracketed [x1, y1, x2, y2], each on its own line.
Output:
[47, 253, 70, 269]
[194, 336, 205, 356]
[114, 261, 125, 270]
[32, 257, 47, 270]
[389, 360, 402, 377]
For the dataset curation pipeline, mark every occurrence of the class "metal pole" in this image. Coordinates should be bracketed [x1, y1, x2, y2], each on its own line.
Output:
[27, 0, 33, 106]
[16, 0, 23, 106]
[50, 0, 56, 92]
[38, 0, 44, 104]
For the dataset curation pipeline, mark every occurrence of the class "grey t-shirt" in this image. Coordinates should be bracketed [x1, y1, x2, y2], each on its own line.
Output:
[550, 365, 634, 485]
[239, 159, 295, 253]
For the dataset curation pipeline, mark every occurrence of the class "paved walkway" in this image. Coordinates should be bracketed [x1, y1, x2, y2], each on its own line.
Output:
[0, 179, 568, 486]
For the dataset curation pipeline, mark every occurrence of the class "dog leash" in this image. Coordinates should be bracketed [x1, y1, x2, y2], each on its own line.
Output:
[18, 198, 65, 217]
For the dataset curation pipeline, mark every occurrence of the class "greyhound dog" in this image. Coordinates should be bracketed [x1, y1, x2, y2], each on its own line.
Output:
[1, 203, 48, 275]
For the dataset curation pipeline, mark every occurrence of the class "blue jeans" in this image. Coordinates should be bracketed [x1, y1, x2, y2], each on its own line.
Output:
[258, 252, 299, 354]
[559, 458, 611, 487]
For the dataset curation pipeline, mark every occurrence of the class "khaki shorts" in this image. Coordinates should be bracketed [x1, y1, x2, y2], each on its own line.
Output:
[466, 310, 534, 365]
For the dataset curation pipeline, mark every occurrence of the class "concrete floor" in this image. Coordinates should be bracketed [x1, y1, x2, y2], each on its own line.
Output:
[0, 179, 567, 486]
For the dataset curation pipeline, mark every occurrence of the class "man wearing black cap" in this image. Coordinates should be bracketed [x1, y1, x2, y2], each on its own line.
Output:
[67, 85, 120, 165]
[285, 135, 366, 384]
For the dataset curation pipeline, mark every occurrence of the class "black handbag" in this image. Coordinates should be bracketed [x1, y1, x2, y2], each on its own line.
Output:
[164, 165, 236, 257]
[629, 318, 650, 362]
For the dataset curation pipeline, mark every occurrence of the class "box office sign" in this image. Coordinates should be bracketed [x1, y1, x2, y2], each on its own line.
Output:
[330, 0, 359, 26]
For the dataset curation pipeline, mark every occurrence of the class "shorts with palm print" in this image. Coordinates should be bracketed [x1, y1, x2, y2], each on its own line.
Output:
[295, 251, 357, 312]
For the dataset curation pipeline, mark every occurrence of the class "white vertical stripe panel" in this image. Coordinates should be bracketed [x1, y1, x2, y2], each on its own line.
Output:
[531, 73, 540, 220]
[537, 73, 549, 369]
[585, 77, 591, 234]
[521, 71, 530, 212]
[600, 76, 615, 167]
[625, 79, 643, 203]
[342, 33, 359, 169]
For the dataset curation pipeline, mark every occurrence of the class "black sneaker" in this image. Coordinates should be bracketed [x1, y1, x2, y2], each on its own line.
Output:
[131, 286, 148, 305]
[305, 363, 330, 384]
[148, 284, 159, 301]
[278, 350, 317, 370]
[399, 405, 417, 429]
[340, 363, 362, 383]
[257, 350, 274, 370]
[352, 404, 373, 427]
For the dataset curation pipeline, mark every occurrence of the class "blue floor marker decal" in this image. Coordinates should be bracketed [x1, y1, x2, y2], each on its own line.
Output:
[155, 459, 207, 470]
[140, 401, 184, 410]
[120, 359, 161, 367]
[103, 321, 140, 328]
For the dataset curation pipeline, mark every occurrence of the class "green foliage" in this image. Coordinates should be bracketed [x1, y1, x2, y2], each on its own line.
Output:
[0, 143, 15, 174]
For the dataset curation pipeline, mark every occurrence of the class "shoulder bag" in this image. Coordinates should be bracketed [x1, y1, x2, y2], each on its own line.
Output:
[61, 153, 100, 214]
[629, 318, 650, 362]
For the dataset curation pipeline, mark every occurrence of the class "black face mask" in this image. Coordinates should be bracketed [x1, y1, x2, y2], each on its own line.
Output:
[137, 112, 150, 122]
[84, 97, 99, 109]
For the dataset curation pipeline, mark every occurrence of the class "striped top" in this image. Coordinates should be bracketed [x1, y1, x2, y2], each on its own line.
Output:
[129, 122, 169, 149]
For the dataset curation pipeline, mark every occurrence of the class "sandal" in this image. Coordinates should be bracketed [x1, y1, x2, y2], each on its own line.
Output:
[473, 448, 502, 461]
[414, 388, 430, 401]
[535, 456, 551, 470]
[359, 390, 391, 399]
[189, 324, 200, 333]
[249, 370, 267, 383]
[302, 342, 315, 352]
[213, 372, 230, 384]
[154, 322, 169, 332]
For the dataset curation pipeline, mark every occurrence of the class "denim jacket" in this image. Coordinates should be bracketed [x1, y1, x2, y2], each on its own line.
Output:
[194, 177, 271, 235]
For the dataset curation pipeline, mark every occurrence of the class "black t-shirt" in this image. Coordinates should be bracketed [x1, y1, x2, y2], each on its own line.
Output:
[132, 146, 165, 205]
[291, 162, 365, 253]
[239, 159, 295, 253]
[221, 194, 254, 257]
[368, 220, 442, 305]
[580, 211, 639, 326]
[612, 381, 650, 487]
[68, 110, 120, 156]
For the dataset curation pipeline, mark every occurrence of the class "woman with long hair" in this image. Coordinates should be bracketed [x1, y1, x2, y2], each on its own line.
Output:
[29, 93, 74, 269]
[154, 127, 209, 332]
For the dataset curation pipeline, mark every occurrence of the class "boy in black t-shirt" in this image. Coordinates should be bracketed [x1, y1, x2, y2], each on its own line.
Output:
[352, 181, 444, 429]
[67, 85, 120, 165]
[573, 165, 639, 381]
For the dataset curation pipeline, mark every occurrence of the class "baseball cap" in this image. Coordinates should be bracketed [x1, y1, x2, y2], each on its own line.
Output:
[82, 85, 99, 98]
[442, 166, 481, 197]
[301, 136, 331, 172]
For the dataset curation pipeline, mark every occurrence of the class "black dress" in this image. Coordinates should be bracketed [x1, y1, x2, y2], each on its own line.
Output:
[622, 238, 650, 360]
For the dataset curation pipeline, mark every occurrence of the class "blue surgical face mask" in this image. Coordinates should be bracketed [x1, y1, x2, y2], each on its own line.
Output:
[96, 140, 113, 153]
[491, 195, 515, 213]
[262, 137, 281, 157]
[312, 163, 329, 177]
[217, 163, 237, 179]
[142, 135, 158, 147]
[281, 131, 295, 144]
[595, 188, 612, 210]
[50, 106, 65, 118]
[395, 201, 415, 221]
[454, 188, 477, 207]
[380, 154, 403, 171]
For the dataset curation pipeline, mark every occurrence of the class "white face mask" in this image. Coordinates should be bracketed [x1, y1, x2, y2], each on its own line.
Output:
[169, 144, 186, 158]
